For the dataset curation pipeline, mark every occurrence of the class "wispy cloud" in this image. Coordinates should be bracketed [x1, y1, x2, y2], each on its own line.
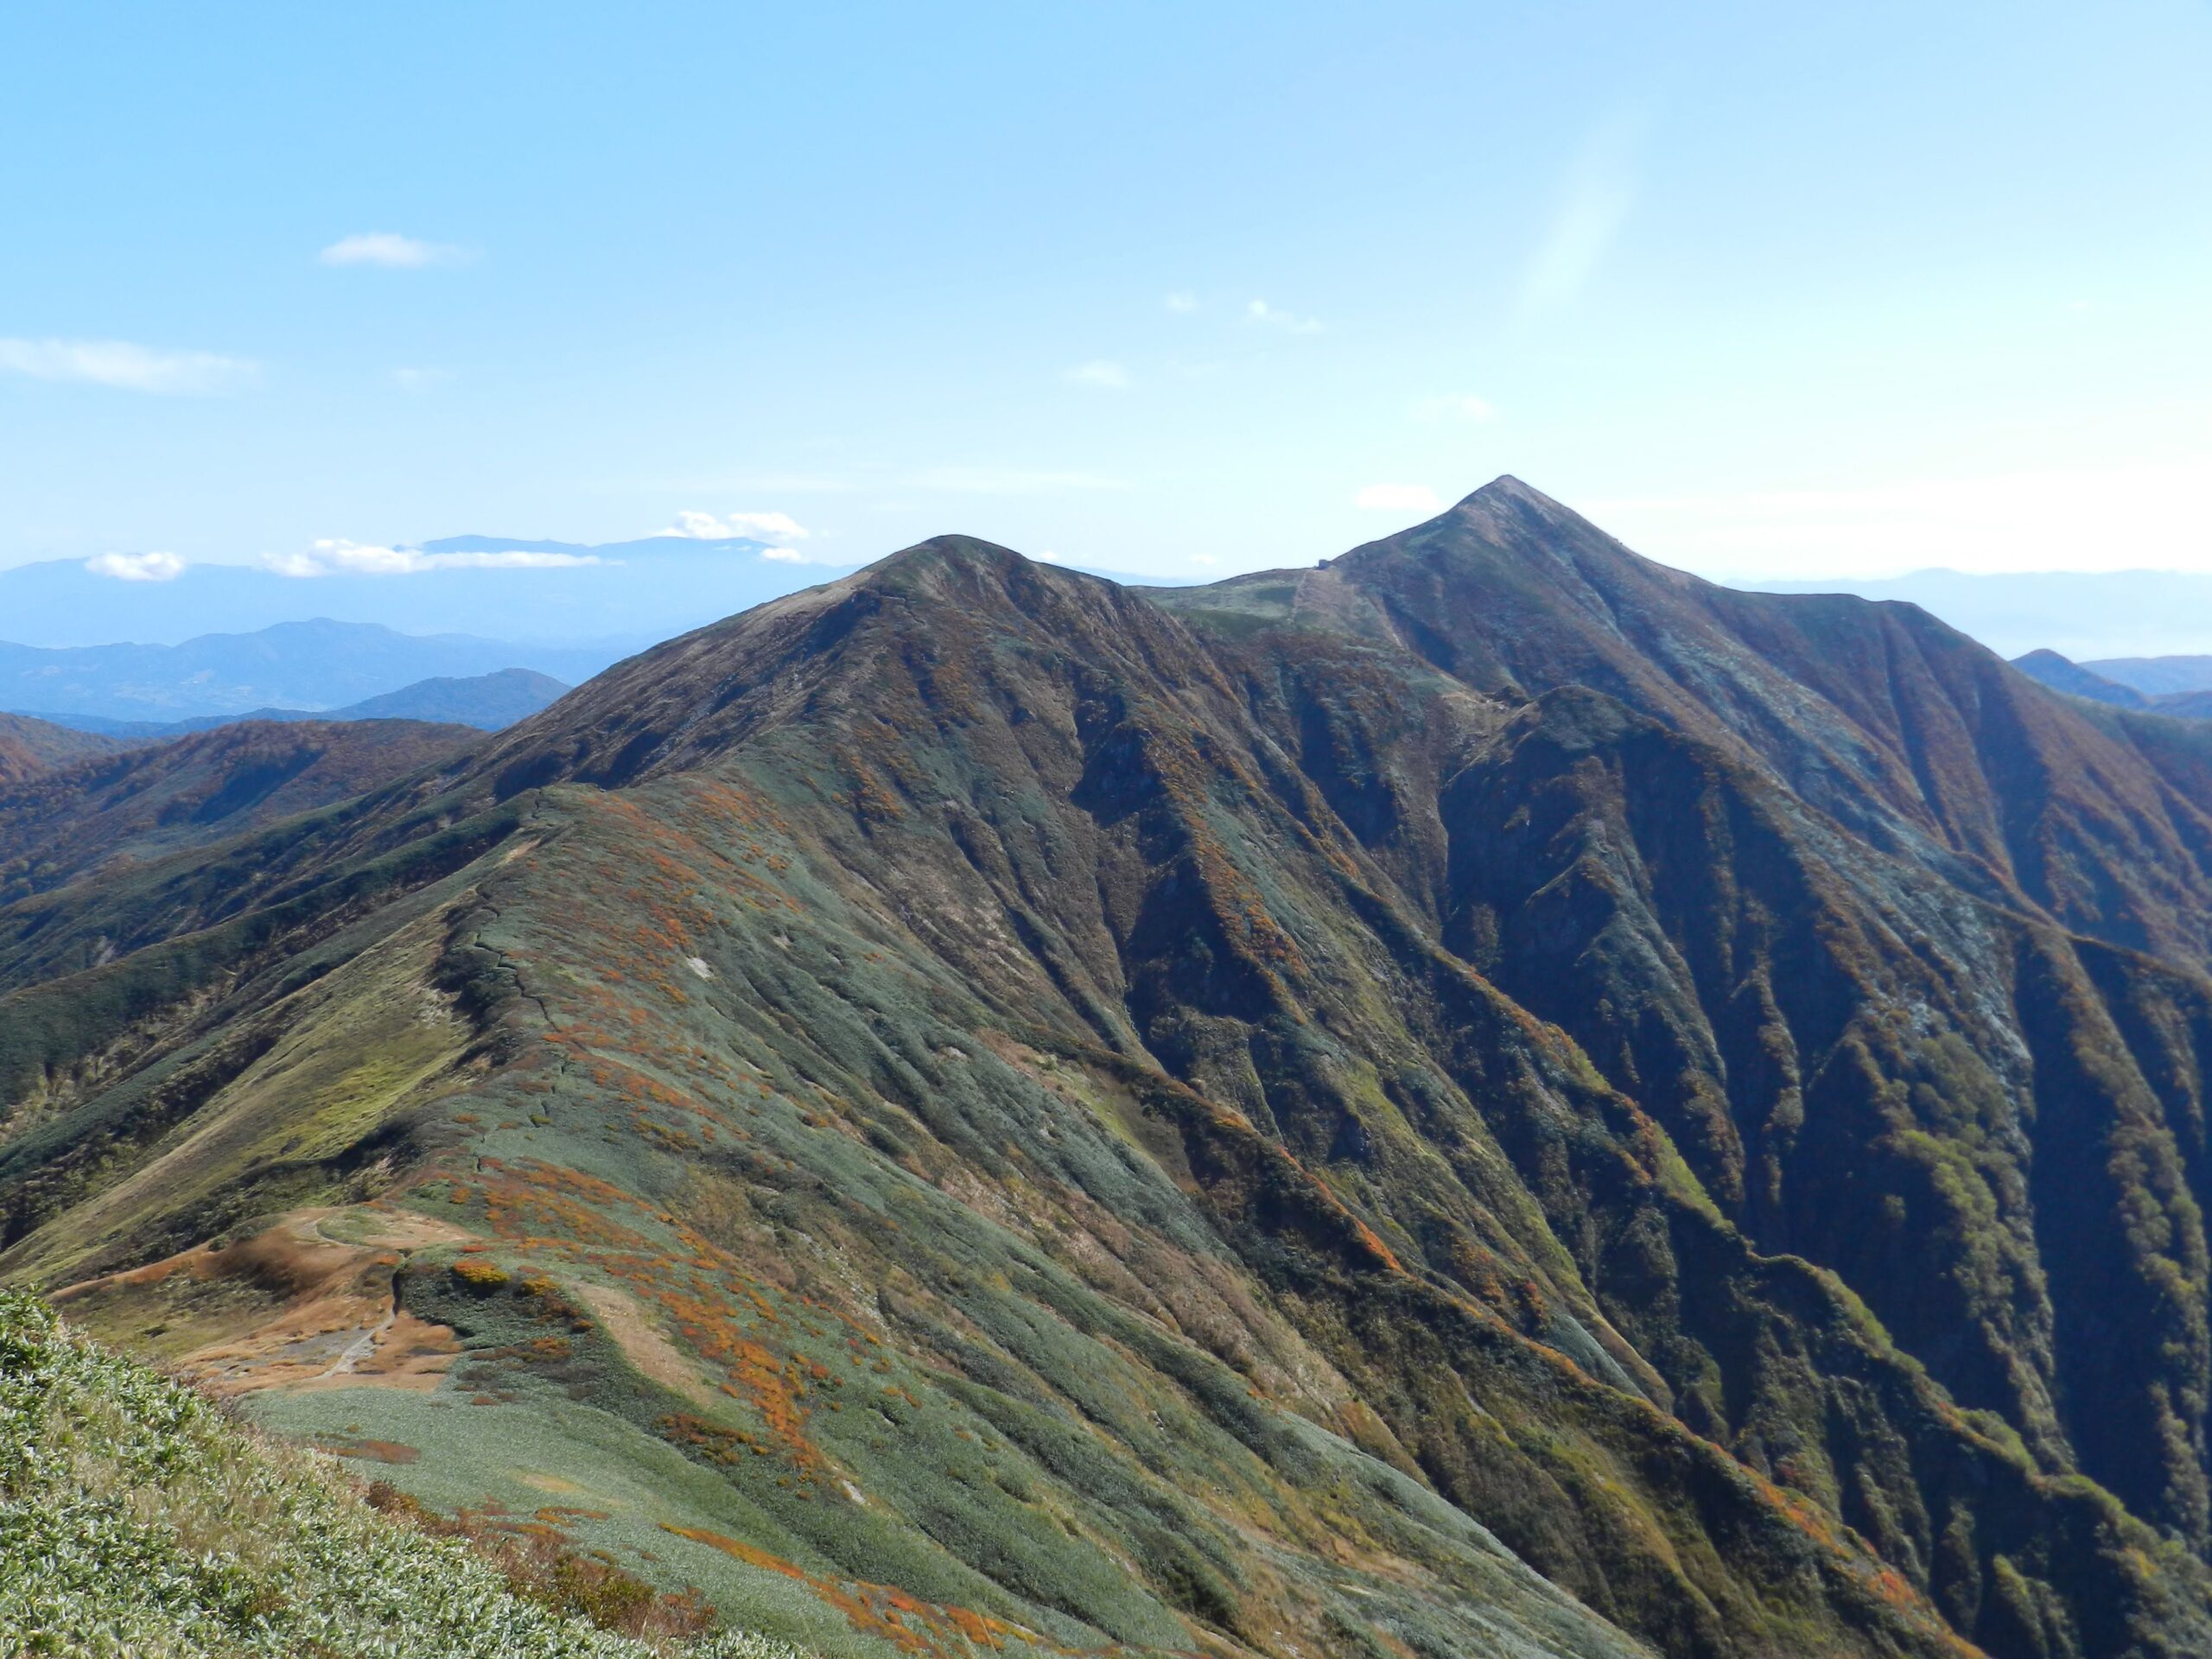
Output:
[391, 366, 449, 391]
[266, 539, 601, 578]
[1414, 392, 1497, 422]
[1354, 483, 1442, 513]
[1164, 291, 1199, 314]
[1519, 111, 1643, 318]
[664, 509, 812, 546]
[1246, 298, 1324, 334]
[1063, 359, 1131, 391]
[0, 338, 257, 395]
[319, 232, 468, 269]
[85, 550, 188, 582]
[907, 467, 1126, 495]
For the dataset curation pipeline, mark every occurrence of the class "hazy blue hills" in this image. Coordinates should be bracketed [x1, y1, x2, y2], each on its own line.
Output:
[25, 666, 572, 738]
[2009, 648, 2154, 708]
[2088, 653, 2212, 696]
[2010, 647, 2212, 717]
[1747, 567, 2212, 658]
[323, 666, 570, 727]
[0, 536, 855, 649]
[0, 620, 607, 723]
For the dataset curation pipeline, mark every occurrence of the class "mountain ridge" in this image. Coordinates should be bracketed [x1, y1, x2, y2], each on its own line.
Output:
[0, 712, 128, 784]
[0, 717, 487, 907]
[8, 480, 2212, 1656]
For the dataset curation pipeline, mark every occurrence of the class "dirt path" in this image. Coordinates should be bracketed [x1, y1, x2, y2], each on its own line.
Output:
[315, 1304, 399, 1381]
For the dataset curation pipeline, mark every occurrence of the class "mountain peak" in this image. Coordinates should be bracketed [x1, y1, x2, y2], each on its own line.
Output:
[1454, 473, 1560, 512]
[1446, 475, 1610, 547]
[861, 533, 1116, 601]
[1328, 474, 1638, 584]
[873, 532, 1028, 572]
[2010, 645, 2152, 708]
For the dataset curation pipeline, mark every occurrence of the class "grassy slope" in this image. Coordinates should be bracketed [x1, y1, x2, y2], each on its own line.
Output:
[0, 1289, 804, 1659]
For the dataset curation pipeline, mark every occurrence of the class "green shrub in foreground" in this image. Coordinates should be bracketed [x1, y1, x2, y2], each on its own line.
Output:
[0, 1290, 807, 1659]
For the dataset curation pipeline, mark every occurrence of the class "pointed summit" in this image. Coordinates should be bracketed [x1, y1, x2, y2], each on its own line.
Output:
[1444, 474, 1616, 546]
[1332, 474, 1631, 582]
[1454, 473, 1560, 512]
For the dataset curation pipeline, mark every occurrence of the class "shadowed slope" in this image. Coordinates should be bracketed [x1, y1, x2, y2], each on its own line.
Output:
[1164, 479, 2212, 974]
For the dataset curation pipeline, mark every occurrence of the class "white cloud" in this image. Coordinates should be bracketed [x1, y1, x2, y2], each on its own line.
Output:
[85, 550, 188, 582]
[391, 366, 449, 391]
[1415, 392, 1497, 422]
[1064, 359, 1131, 391]
[266, 539, 601, 578]
[1355, 483, 1443, 513]
[907, 467, 1126, 495]
[664, 509, 811, 545]
[1165, 291, 1199, 314]
[760, 546, 810, 563]
[1246, 298, 1323, 334]
[668, 510, 730, 539]
[319, 232, 467, 269]
[1519, 111, 1643, 317]
[731, 511, 810, 543]
[0, 338, 257, 395]
[266, 540, 420, 577]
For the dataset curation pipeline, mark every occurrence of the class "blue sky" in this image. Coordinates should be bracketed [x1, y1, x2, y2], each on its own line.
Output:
[3, 0, 2208, 584]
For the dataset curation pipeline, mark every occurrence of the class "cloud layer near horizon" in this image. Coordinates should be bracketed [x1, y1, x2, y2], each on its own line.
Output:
[265, 540, 602, 577]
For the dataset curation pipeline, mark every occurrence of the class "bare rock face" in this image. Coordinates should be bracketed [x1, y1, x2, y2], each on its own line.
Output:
[10, 481, 2212, 1658]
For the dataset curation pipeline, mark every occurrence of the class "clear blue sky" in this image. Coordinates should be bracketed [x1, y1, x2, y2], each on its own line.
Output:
[3, 1, 2207, 582]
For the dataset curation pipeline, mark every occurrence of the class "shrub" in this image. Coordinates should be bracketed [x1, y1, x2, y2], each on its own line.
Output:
[451, 1256, 512, 1290]
[0, 1289, 810, 1659]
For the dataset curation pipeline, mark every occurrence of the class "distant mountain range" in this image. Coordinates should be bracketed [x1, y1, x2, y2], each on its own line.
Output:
[24, 667, 572, 738]
[2085, 653, 2212, 696]
[0, 534, 855, 649]
[1747, 568, 2212, 658]
[0, 620, 605, 724]
[2011, 649, 2212, 717]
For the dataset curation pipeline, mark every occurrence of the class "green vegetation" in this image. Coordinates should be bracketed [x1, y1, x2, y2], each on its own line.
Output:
[0, 1289, 804, 1659]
